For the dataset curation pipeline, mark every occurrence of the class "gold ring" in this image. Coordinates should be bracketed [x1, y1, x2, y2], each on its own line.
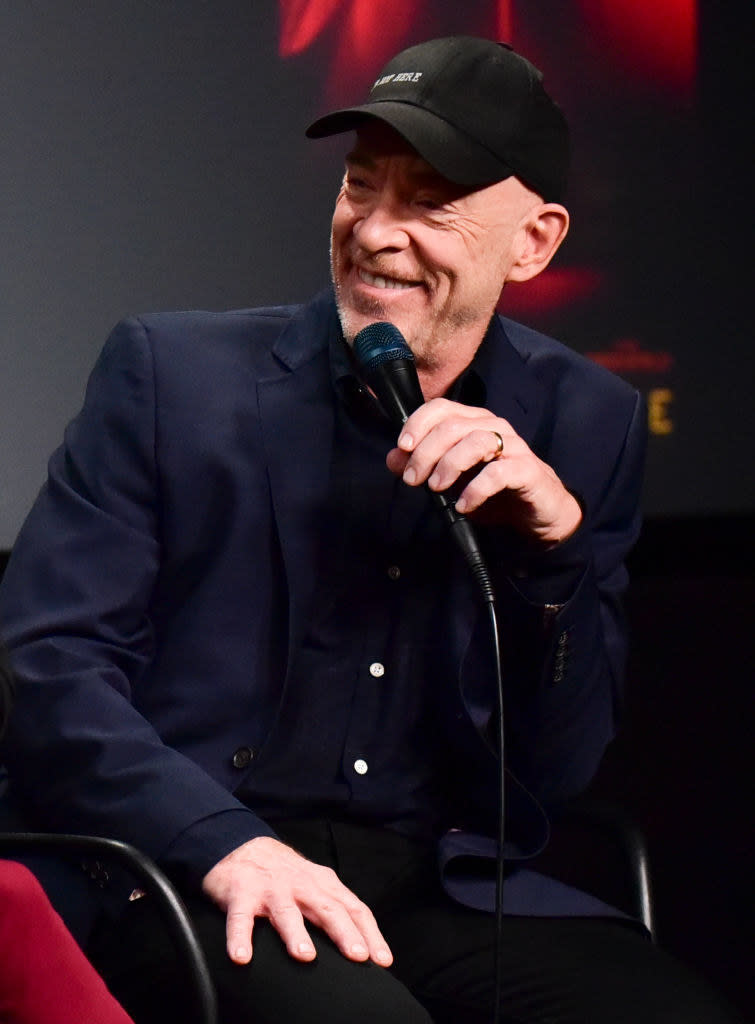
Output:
[490, 430, 504, 460]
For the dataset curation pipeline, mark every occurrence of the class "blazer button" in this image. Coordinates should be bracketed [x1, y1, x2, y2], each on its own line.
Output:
[231, 746, 255, 769]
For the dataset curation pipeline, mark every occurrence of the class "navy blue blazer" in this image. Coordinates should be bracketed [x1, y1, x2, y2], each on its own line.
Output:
[0, 289, 646, 918]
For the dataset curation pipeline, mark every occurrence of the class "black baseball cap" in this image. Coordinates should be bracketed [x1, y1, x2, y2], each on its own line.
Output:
[306, 36, 569, 202]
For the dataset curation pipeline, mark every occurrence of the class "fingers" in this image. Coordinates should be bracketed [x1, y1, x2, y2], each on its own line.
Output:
[392, 398, 582, 542]
[453, 453, 528, 513]
[397, 400, 502, 483]
[296, 871, 393, 966]
[263, 900, 318, 962]
[260, 871, 393, 966]
[398, 398, 490, 452]
[224, 895, 324, 965]
[225, 905, 261, 964]
[395, 399, 518, 492]
[202, 836, 393, 968]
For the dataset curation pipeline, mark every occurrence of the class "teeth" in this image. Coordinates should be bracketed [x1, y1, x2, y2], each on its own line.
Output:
[359, 269, 415, 290]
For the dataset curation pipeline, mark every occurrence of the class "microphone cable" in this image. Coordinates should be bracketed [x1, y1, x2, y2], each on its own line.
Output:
[352, 322, 507, 1024]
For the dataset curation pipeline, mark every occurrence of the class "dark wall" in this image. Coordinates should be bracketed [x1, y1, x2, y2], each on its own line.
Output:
[0, 2, 339, 547]
[590, 516, 754, 1020]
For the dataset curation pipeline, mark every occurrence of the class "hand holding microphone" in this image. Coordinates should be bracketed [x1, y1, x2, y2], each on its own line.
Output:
[353, 322, 582, 548]
[353, 322, 494, 602]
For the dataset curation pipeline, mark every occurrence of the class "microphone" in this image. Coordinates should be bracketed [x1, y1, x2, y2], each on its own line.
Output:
[352, 322, 494, 603]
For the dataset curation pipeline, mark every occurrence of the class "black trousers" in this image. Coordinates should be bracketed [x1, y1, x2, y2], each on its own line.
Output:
[89, 819, 744, 1024]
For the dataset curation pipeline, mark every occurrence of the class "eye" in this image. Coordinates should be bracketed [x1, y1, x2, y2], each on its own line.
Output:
[344, 170, 372, 193]
[415, 197, 442, 211]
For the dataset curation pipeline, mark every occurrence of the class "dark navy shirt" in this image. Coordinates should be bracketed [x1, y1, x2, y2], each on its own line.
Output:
[237, 335, 458, 840]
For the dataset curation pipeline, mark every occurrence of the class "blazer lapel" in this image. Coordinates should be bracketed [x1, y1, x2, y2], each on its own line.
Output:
[478, 314, 547, 452]
[256, 293, 340, 674]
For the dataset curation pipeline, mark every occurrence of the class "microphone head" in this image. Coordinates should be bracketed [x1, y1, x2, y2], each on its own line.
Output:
[353, 322, 414, 375]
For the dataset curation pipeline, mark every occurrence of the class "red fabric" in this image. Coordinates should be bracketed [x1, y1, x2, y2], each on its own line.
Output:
[0, 860, 134, 1024]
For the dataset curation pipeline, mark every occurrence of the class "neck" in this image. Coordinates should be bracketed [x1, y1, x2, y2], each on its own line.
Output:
[416, 364, 466, 401]
[415, 322, 492, 400]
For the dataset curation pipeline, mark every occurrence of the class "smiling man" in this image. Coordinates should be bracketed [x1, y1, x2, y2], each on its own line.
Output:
[331, 123, 567, 394]
[0, 35, 743, 1024]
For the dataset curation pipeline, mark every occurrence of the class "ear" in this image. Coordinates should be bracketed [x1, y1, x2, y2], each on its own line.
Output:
[507, 204, 569, 283]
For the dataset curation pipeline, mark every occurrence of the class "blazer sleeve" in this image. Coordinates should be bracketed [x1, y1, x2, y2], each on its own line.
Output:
[506, 386, 646, 804]
[450, 382, 647, 823]
[0, 318, 275, 876]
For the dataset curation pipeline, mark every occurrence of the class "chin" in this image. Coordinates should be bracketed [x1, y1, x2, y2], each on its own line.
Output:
[335, 295, 391, 346]
[334, 282, 433, 355]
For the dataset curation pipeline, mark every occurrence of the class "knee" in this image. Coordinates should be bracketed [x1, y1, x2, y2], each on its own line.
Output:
[0, 859, 48, 908]
[0, 859, 60, 936]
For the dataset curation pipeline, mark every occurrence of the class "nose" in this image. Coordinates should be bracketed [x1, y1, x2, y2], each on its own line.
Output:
[352, 194, 411, 255]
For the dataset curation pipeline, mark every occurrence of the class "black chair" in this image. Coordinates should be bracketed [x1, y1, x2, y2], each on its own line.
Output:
[0, 830, 218, 1024]
[530, 797, 655, 940]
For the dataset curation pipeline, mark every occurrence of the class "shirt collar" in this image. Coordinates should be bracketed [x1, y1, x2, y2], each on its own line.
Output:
[329, 326, 388, 426]
[328, 316, 498, 421]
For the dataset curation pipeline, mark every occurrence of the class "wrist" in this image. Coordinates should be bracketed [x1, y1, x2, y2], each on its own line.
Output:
[539, 492, 583, 548]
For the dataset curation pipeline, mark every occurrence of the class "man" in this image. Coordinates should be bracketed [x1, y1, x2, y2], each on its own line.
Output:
[0, 36, 742, 1024]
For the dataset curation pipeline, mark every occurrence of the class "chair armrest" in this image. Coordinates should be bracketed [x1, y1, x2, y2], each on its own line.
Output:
[556, 799, 655, 940]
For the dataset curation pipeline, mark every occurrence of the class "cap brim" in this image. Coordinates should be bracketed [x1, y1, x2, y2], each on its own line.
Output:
[306, 102, 514, 188]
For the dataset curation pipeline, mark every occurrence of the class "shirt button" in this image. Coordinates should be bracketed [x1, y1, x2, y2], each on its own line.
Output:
[231, 746, 255, 769]
[369, 662, 385, 678]
[354, 759, 369, 775]
[387, 565, 401, 580]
